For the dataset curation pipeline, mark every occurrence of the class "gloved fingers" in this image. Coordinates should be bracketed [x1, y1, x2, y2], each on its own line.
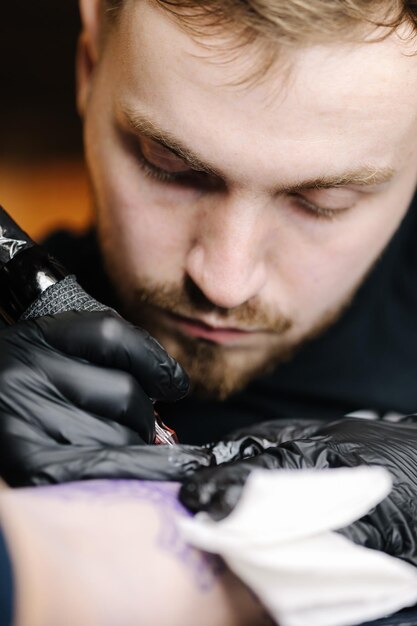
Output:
[42, 354, 156, 442]
[6, 442, 215, 487]
[34, 310, 189, 402]
[179, 456, 269, 519]
[338, 497, 417, 566]
[337, 519, 385, 552]
[217, 419, 326, 445]
[0, 387, 145, 450]
[209, 419, 326, 465]
[179, 442, 322, 518]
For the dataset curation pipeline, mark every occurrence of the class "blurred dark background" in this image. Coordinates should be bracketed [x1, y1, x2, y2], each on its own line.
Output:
[0, 0, 82, 159]
[0, 0, 91, 239]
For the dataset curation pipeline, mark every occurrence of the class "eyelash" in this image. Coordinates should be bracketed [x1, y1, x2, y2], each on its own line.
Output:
[137, 152, 179, 183]
[292, 194, 347, 220]
[137, 151, 346, 220]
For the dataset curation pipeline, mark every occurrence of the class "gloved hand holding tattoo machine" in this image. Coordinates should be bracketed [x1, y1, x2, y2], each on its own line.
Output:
[0, 205, 213, 486]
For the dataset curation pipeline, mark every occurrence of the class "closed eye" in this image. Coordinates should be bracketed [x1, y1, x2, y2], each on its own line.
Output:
[136, 136, 224, 191]
[133, 130, 362, 220]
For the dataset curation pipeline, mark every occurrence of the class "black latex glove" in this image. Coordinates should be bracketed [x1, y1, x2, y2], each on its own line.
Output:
[180, 416, 417, 566]
[0, 310, 213, 486]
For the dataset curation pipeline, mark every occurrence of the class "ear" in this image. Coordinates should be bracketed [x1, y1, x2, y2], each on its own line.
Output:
[76, 0, 102, 117]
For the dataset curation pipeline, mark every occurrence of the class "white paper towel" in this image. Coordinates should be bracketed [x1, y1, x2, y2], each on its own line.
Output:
[179, 467, 417, 626]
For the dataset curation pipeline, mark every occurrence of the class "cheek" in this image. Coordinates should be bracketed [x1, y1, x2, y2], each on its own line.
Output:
[85, 109, 197, 284]
[93, 159, 194, 284]
[278, 148, 417, 321]
[278, 187, 412, 327]
[116, 204, 192, 283]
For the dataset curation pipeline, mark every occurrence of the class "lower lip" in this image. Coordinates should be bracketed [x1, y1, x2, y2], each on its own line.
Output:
[168, 314, 255, 345]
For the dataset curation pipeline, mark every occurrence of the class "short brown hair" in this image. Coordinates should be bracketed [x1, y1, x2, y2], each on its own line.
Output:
[104, 1, 417, 42]
[103, 0, 417, 83]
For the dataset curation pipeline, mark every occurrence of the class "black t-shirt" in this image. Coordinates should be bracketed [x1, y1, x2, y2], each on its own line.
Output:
[43, 193, 417, 445]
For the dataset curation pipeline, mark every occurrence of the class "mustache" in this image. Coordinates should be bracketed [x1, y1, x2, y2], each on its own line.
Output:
[131, 276, 293, 334]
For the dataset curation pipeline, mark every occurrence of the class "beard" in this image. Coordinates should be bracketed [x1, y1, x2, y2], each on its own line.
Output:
[99, 234, 355, 400]
[124, 286, 351, 400]
[121, 278, 295, 400]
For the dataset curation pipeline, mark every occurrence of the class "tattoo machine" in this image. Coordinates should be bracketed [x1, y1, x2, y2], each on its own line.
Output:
[0, 205, 178, 446]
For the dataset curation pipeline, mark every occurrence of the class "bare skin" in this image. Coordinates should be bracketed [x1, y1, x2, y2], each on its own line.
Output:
[0, 480, 269, 626]
[76, 0, 417, 399]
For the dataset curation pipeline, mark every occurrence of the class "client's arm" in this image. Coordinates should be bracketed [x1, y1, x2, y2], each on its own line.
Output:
[0, 479, 270, 626]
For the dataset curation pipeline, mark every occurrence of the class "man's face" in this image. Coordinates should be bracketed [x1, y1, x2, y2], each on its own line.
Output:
[78, 1, 417, 399]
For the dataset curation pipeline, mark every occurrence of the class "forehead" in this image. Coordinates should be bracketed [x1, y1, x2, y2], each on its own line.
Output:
[108, 2, 417, 181]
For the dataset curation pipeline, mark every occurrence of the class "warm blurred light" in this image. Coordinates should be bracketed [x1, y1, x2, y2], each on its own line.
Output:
[0, 4, 89, 241]
[0, 159, 92, 241]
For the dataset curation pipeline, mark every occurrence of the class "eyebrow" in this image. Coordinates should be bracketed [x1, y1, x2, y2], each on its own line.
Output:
[121, 105, 396, 192]
[121, 105, 220, 177]
[288, 166, 396, 193]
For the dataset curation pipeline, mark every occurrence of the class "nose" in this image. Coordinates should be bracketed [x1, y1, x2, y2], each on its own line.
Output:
[185, 194, 268, 309]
